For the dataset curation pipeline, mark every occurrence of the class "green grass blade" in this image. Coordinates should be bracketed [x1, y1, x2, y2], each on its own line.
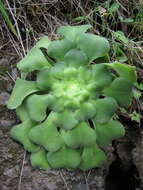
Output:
[0, 0, 18, 37]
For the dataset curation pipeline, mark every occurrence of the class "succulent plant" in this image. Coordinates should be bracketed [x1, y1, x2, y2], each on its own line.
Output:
[7, 25, 137, 171]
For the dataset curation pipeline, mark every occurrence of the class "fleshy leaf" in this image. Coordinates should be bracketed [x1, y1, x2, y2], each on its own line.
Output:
[26, 94, 55, 122]
[36, 67, 55, 90]
[7, 78, 38, 109]
[16, 103, 29, 122]
[94, 120, 125, 147]
[61, 122, 96, 148]
[92, 64, 113, 88]
[57, 24, 92, 42]
[30, 148, 50, 170]
[78, 66, 89, 81]
[75, 102, 96, 121]
[77, 33, 110, 62]
[51, 99, 65, 112]
[47, 39, 75, 62]
[17, 36, 51, 72]
[79, 145, 106, 171]
[103, 77, 133, 107]
[35, 36, 51, 48]
[18, 48, 50, 72]
[64, 49, 89, 67]
[50, 62, 67, 79]
[64, 98, 80, 110]
[47, 146, 81, 169]
[53, 110, 78, 130]
[94, 97, 118, 123]
[10, 119, 39, 152]
[29, 112, 64, 152]
[105, 62, 137, 83]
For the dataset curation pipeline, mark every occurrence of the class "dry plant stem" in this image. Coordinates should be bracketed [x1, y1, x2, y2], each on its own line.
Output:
[17, 151, 26, 190]
[60, 171, 70, 190]
[5, 0, 26, 56]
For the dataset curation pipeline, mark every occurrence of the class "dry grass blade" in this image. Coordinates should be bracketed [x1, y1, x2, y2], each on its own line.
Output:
[17, 151, 26, 190]
[0, 0, 18, 37]
[60, 171, 70, 190]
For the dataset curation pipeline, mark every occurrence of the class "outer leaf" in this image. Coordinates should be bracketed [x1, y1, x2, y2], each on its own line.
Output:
[30, 148, 50, 170]
[16, 104, 29, 122]
[47, 146, 81, 169]
[92, 64, 113, 88]
[103, 77, 133, 107]
[10, 119, 39, 152]
[94, 97, 118, 124]
[95, 120, 125, 147]
[29, 112, 64, 152]
[61, 122, 96, 148]
[79, 145, 106, 171]
[47, 39, 75, 62]
[57, 24, 92, 42]
[35, 36, 50, 48]
[26, 94, 55, 122]
[64, 49, 89, 67]
[17, 48, 50, 72]
[77, 33, 110, 62]
[7, 78, 38, 109]
[105, 62, 137, 83]
[17, 36, 51, 72]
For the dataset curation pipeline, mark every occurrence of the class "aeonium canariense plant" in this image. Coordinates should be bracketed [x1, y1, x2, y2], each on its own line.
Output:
[7, 25, 137, 171]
